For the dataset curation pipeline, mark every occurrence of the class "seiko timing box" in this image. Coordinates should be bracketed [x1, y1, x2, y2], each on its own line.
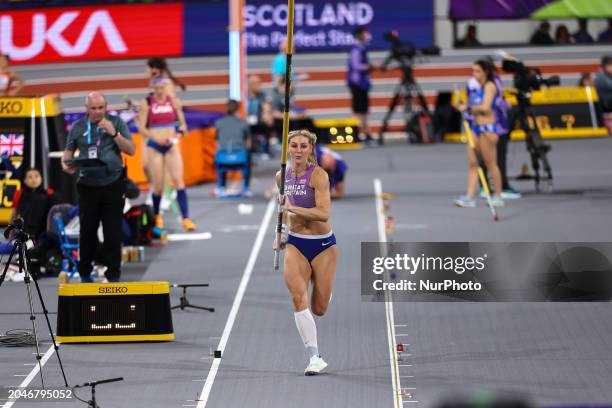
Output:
[56, 281, 174, 343]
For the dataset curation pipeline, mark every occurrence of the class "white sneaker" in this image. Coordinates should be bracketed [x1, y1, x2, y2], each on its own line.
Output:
[2, 269, 15, 282]
[304, 355, 328, 376]
[145, 191, 153, 206]
[454, 195, 476, 208]
[491, 195, 505, 207]
[11, 270, 24, 282]
[160, 194, 172, 211]
[501, 189, 522, 200]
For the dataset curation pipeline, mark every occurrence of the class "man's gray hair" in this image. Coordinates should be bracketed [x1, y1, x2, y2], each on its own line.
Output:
[85, 92, 107, 106]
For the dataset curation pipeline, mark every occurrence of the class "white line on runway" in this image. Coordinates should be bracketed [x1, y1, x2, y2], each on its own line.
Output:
[1, 346, 56, 408]
[219, 225, 260, 233]
[374, 178, 404, 408]
[167, 232, 213, 241]
[195, 198, 276, 408]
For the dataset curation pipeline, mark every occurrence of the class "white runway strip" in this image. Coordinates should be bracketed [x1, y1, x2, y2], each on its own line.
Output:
[1, 345, 55, 408]
[195, 198, 276, 408]
[374, 178, 403, 408]
[167, 232, 213, 241]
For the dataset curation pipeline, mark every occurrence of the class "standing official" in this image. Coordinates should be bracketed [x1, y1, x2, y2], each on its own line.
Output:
[62, 92, 135, 282]
[347, 27, 375, 144]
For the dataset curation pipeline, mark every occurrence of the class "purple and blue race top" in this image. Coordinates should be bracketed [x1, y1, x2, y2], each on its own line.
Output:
[285, 164, 317, 209]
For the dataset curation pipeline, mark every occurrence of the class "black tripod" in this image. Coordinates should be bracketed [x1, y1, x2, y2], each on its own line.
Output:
[171, 283, 214, 312]
[0, 219, 68, 388]
[379, 65, 431, 145]
[513, 91, 553, 192]
[74, 377, 123, 408]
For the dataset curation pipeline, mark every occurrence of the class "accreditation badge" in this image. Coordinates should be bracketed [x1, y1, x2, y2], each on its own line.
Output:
[88, 146, 98, 159]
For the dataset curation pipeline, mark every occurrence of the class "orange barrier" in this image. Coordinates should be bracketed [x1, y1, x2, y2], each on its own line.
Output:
[123, 128, 217, 189]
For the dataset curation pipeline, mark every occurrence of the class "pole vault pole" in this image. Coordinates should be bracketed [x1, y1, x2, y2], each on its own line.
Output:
[229, 0, 245, 106]
[274, 0, 296, 270]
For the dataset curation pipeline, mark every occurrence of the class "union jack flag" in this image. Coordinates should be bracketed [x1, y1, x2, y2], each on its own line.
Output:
[0, 133, 24, 156]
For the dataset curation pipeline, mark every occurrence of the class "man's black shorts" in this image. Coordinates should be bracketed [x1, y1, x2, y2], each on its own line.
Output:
[350, 84, 369, 114]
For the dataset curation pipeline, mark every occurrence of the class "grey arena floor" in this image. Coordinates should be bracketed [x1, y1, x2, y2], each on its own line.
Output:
[1, 137, 611, 408]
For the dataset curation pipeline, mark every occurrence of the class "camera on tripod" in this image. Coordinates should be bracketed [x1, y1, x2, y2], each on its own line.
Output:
[502, 59, 560, 94]
[3, 218, 30, 244]
[378, 31, 439, 144]
[500, 55, 556, 191]
[382, 31, 439, 71]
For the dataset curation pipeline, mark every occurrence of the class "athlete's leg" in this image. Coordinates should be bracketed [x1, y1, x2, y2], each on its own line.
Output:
[284, 244, 320, 362]
[479, 132, 502, 196]
[465, 143, 480, 198]
[310, 245, 338, 317]
[148, 147, 165, 210]
[284, 244, 312, 312]
[165, 144, 194, 230]
[165, 144, 185, 191]
[141, 139, 153, 183]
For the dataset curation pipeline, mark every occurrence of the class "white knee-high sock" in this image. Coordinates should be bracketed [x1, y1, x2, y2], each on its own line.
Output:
[294, 308, 319, 359]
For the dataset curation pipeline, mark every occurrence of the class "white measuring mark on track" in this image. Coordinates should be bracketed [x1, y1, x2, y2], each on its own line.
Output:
[374, 178, 406, 408]
[194, 198, 276, 408]
[1, 345, 56, 408]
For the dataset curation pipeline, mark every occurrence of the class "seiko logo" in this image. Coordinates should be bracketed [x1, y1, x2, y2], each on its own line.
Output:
[0, 101, 23, 114]
[98, 286, 128, 294]
[0, 10, 127, 61]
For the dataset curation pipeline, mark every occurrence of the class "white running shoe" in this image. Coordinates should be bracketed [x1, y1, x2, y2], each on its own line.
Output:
[2, 269, 15, 283]
[160, 194, 172, 211]
[10, 270, 25, 282]
[454, 195, 476, 208]
[304, 355, 328, 376]
[145, 191, 153, 206]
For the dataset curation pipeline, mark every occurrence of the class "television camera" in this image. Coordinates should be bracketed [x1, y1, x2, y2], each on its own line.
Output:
[501, 55, 559, 191]
[378, 31, 439, 144]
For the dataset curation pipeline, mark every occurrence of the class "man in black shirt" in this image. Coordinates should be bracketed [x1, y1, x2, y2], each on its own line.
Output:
[62, 92, 135, 282]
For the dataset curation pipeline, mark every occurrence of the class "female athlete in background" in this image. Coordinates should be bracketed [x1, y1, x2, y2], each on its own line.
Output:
[138, 77, 195, 231]
[455, 59, 504, 208]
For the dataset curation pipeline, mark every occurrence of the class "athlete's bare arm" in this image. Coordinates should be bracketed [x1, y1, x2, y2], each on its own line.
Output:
[137, 99, 153, 139]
